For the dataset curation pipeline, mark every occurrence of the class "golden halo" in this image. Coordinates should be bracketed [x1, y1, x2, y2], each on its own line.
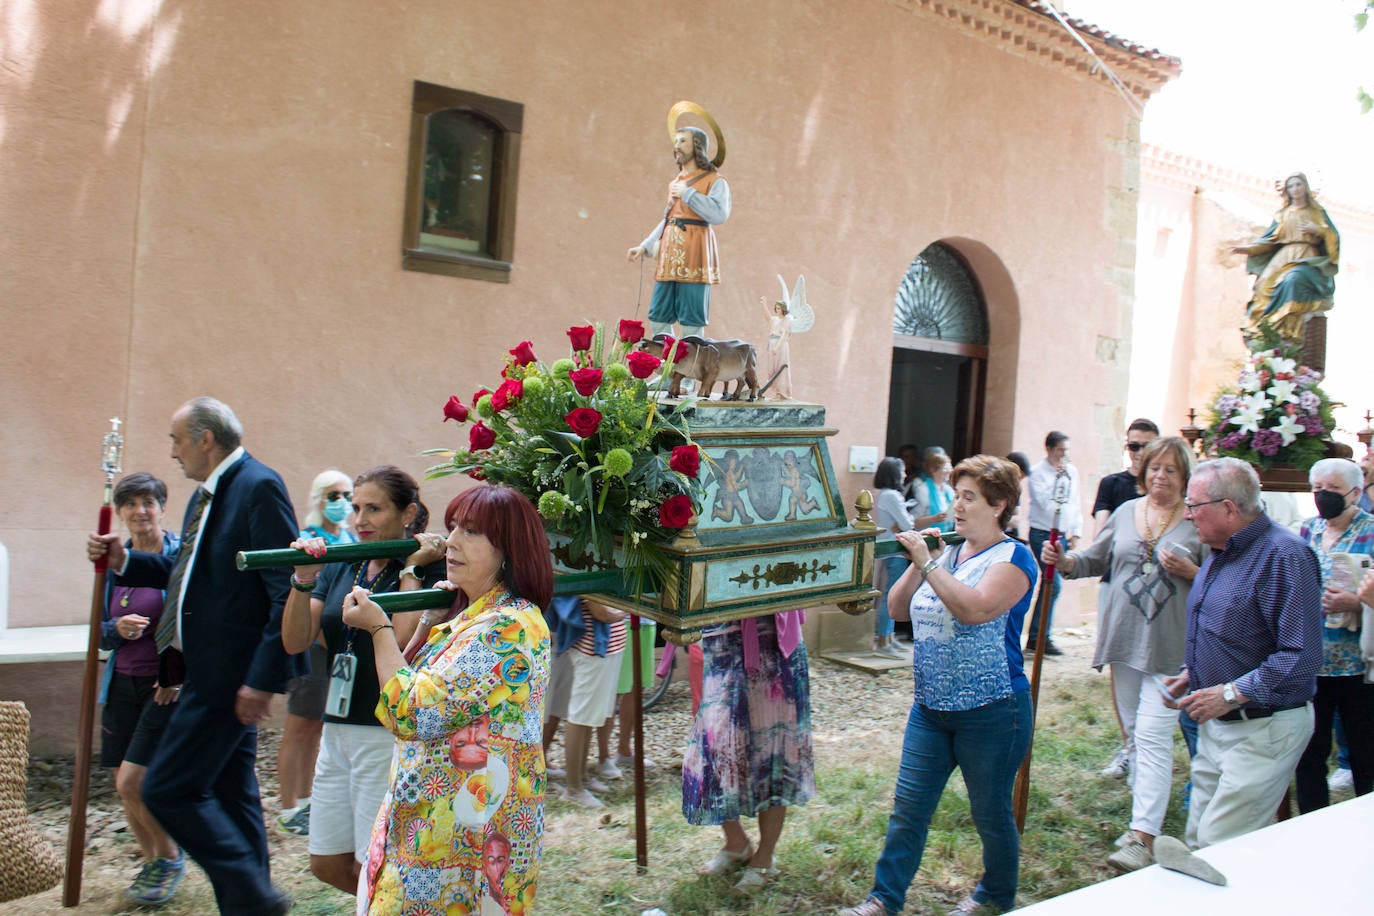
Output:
[667, 100, 726, 168]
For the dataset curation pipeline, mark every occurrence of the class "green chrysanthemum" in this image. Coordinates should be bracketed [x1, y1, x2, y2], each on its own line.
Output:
[551, 358, 575, 380]
[537, 490, 570, 520]
[475, 394, 494, 418]
[603, 448, 633, 478]
[605, 363, 631, 384]
[522, 376, 547, 399]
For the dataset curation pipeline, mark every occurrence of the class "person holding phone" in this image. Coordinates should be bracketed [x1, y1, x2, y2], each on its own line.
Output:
[1044, 437, 1202, 873]
[281, 466, 445, 893]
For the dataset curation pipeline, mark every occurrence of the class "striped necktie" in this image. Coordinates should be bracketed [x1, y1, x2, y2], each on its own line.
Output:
[155, 487, 211, 652]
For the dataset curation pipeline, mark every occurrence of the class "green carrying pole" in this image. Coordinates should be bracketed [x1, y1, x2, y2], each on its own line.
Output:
[368, 568, 625, 615]
[236, 539, 419, 571]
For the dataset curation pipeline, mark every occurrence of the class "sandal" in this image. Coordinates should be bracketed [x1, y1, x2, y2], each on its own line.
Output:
[699, 842, 755, 876]
[733, 863, 778, 893]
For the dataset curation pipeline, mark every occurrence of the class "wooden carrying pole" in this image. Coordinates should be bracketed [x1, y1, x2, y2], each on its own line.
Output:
[1012, 470, 1068, 834]
[65, 419, 123, 907]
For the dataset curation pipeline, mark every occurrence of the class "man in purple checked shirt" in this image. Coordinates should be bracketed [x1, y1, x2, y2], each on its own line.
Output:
[1163, 457, 1322, 848]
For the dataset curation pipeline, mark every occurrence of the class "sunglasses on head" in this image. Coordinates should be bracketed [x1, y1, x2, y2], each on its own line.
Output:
[326, 490, 353, 502]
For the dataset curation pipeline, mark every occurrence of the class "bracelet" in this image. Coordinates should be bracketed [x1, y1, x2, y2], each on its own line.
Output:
[369, 623, 394, 636]
[418, 613, 432, 626]
[921, 559, 939, 576]
[290, 573, 317, 592]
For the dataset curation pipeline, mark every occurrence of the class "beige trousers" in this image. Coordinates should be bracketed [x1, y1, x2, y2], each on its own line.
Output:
[1186, 704, 1313, 848]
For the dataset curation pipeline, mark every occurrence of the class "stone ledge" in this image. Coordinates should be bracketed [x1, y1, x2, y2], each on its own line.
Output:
[0, 626, 89, 664]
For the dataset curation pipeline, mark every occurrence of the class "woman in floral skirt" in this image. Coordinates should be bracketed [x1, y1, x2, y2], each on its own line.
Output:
[682, 609, 814, 893]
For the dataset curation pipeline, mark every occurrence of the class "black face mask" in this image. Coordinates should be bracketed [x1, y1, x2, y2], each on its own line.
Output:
[1314, 489, 1351, 520]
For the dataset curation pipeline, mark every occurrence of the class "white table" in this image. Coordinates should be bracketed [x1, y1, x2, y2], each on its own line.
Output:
[1018, 793, 1374, 912]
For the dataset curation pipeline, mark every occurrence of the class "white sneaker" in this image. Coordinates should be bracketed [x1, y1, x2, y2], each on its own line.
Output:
[877, 641, 907, 659]
[594, 759, 623, 780]
[585, 776, 610, 793]
[1100, 747, 1130, 779]
[615, 753, 657, 770]
[1328, 767, 1354, 792]
[1106, 838, 1154, 873]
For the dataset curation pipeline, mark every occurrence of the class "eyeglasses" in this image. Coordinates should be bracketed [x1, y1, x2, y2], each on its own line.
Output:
[325, 490, 353, 502]
[1125, 442, 1146, 452]
[1183, 498, 1226, 512]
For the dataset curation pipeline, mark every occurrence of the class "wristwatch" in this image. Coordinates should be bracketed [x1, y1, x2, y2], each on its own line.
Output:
[1222, 683, 1240, 707]
[921, 559, 939, 576]
[399, 565, 422, 582]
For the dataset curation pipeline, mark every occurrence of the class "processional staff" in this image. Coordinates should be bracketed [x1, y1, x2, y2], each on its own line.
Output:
[64, 418, 123, 907]
[1012, 465, 1070, 833]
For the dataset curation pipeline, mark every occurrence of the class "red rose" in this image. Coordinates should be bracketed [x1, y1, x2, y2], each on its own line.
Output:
[565, 407, 603, 438]
[617, 319, 646, 344]
[509, 341, 538, 366]
[569, 367, 603, 397]
[626, 350, 661, 379]
[671, 340, 691, 362]
[469, 422, 496, 451]
[659, 494, 694, 528]
[669, 445, 700, 478]
[466, 466, 487, 481]
[442, 396, 469, 423]
[567, 325, 595, 352]
[472, 387, 491, 405]
[491, 378, 523, 412]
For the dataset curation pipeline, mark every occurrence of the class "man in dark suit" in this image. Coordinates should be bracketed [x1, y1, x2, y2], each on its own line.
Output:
[90, 397, 302, 914]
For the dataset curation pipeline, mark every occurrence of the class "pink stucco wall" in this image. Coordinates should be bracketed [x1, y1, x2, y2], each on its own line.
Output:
[2, 1, 1171, 745]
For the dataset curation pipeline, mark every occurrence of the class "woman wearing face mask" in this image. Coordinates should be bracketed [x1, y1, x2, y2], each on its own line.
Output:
[278, 469, 359, 837]
[1294, 458, 1374, 812]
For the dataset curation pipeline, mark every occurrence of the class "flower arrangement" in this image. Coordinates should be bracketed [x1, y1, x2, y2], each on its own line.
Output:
[429, 319, 705, 596]
[1202, 345, 1335, 471]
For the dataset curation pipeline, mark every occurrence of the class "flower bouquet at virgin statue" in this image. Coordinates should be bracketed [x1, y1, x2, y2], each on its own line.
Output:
[1202, 343, 1335, 472]
[428, 319, 707, 596]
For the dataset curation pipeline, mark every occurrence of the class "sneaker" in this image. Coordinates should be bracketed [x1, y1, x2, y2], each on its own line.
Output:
[593, 759, 623, 780]
[1328, 767, 1354, 792]
[699, 843, 754, 876]
[1112, 830, 1134, 849]
[733, 863, 778, 894]
[561, 787, 604, 809]
[276, 802, 310, 836]
[615, 753, 657, 770]
[1100, 747, 1130, 779]
[948, 897, 1005, 915]
[584, 776, 611, 793]
[1040, 640, 1064, 656]
[840, 899, 889, 916]
[546, 764, 566, 779]
[877, 641, 907, 659]
[1106, 838, 1154, 873]
[129, 854, 186, 905]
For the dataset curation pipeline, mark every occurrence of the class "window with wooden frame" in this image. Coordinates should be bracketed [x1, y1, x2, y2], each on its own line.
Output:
[402, 82, 523, 282]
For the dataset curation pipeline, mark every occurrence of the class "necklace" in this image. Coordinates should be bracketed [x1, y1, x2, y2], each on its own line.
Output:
[117, 588, 131, 608]
[1139, 499, 1180, 576]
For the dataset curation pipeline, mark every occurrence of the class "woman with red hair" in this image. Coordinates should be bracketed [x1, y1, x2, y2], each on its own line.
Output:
[344, 485, 553, 915]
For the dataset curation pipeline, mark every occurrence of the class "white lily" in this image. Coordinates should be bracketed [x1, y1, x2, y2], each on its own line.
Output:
[1238, 370, 1262, 393]
[1268, 379, 1299, 404]
[1229, 401, 1267, 434]
[1274, 414, 1304, 446]
[1267, 356, 1297, 375]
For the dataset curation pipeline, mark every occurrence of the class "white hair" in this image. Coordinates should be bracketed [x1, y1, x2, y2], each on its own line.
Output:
[1193, 457, 1262, 516]
[1309, 457, 1362, 492]
[302, 468, 354, 531]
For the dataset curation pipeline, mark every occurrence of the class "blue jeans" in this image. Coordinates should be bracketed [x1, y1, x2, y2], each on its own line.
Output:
[1024, 528, 1060, 642]
[869, 691, 1033, 913]
[874, 554, 911, 639]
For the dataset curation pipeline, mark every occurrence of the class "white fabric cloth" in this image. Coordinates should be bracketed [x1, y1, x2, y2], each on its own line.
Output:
[308, 722, 395, 860]
[873, 488, 914, 542]
[1185, 704, 1313, 848]
[1027, 459, 1082, 538]
[1112, 664, 1178, 836]
[545, 647, 623, 727]
[170, 445, 245, 650]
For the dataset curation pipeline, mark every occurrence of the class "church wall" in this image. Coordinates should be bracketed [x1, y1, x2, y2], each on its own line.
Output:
[2, 0, 1153, 649]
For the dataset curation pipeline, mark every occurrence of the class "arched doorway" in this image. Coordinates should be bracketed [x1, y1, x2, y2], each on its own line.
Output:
[887, 242, 990, 462]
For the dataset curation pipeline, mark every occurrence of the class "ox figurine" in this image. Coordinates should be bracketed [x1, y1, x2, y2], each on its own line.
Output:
[640, 334, 760, 401]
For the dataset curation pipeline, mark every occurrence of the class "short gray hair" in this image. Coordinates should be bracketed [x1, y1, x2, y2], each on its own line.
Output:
[1309, 457, 1362, 491]
[182, 397, 243, 452]
[1193, 457, 1262, 516]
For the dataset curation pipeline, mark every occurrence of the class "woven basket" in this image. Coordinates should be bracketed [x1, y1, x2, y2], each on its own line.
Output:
[0, 702, 63, 903]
